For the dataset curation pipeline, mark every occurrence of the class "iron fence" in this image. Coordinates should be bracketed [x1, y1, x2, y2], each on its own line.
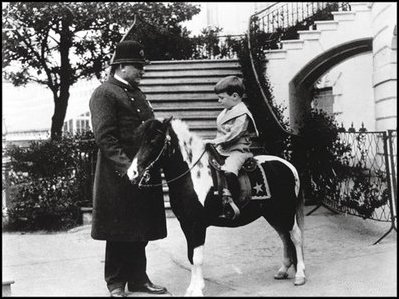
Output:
[306, 130, 397, 243]
[329, 132, 393, 220]
[387, 130, 397, 215]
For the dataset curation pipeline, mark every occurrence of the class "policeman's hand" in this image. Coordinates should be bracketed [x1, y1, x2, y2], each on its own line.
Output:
[127, 158, 138, 181]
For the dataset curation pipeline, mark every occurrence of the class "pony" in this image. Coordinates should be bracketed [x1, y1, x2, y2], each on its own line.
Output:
[130, 117, 306, 296]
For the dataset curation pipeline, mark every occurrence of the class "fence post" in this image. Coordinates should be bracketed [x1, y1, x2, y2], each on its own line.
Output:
[387, 130, 397, 219]
[373, 131, 397, 245]
[2, 157, 11, 222]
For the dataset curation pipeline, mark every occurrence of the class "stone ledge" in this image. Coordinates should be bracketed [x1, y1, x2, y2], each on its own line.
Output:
[2, 280, 15, 297]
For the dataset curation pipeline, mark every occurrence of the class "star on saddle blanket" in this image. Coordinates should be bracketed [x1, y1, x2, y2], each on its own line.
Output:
[240, 158, 271, 200]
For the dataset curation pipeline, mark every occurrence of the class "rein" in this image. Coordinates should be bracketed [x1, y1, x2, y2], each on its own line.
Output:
[137, 129, 207, 189]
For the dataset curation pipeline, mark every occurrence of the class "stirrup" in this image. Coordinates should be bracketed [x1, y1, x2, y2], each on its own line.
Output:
[219, 195, 240, 220]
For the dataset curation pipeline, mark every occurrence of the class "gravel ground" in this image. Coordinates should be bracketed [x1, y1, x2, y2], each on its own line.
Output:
[2, 206, 397, 297]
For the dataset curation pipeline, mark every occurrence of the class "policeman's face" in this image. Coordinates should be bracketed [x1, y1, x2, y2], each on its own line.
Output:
[120, 63, 144, 85]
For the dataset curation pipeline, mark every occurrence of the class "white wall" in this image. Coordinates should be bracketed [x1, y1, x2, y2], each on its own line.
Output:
[268, 53, 375, 131]
[329, 53, 375, 131]
[371, 2, 397, 131]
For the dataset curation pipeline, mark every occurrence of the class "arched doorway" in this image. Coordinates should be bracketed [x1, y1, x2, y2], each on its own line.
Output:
[288, 38, 373, 133]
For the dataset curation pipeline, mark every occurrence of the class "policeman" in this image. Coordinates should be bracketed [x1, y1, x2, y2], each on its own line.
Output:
[89, 40, 168, 297]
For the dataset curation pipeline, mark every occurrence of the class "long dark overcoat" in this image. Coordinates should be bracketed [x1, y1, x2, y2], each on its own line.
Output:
[89, 76, 167, 242]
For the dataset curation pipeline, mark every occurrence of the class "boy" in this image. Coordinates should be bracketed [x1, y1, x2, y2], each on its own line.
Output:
[205, 76, 259, 219]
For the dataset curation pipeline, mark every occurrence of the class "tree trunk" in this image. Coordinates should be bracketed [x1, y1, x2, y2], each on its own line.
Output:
[50, 9, 73, 140]
[51, 92, 69, 140]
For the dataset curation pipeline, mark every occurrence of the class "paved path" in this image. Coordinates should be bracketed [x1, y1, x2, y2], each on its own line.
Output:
[2, 206, 397, 296]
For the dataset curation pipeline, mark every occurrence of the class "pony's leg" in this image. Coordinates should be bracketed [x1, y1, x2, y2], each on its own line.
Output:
[185, 245, 205, 296]
[290, 217, 306, 286]
[274, 231, 295, 280]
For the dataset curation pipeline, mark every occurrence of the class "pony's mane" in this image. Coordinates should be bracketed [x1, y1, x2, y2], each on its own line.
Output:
[170, 119, 212, 205]
[170, 119, 205, 166]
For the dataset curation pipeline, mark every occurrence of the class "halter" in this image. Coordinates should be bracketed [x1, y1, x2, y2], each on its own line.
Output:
[137, 127, 207, 189]
[137, 128, 171, 188]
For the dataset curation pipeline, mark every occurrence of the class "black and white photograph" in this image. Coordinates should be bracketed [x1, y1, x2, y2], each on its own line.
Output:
[2, 2, 397, 297]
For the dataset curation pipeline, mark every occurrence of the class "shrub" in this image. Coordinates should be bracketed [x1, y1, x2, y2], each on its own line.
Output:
[291, 109, 351, 203]
[4, 131, 97, 231]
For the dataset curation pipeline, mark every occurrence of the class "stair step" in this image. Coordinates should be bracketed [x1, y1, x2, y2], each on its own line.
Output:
[349, 2, 372, 12]
[146, 93, 218, 101]
[297, 30, 321, 40]
[141, 84, 215, 93]
[155, 110, 220, 119]
[280, 39, 304, 50]
[146, 60, 240, 70]
[331, 11, 356, 21]
[143, 69, 242, 78]
[264, 49, 287, 60]
[314, 20, 339, 31]
[141, 77, 223, 85]
[181, 121, 216, 130]
[154, 105, 221, 112]
[150, 100, 220, 109]
[156, 113, 216, 120]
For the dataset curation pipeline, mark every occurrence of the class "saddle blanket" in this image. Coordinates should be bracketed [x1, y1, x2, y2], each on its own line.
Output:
[242, 159, 271, 200]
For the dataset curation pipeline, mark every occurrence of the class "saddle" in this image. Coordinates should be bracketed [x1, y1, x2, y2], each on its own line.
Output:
[206, 143, 271, 210]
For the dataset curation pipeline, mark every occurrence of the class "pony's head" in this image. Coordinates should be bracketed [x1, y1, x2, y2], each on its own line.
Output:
[130, 117, 176, 185]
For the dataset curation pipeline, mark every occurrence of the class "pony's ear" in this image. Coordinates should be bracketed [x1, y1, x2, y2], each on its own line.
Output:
[163, 116, 173, 125]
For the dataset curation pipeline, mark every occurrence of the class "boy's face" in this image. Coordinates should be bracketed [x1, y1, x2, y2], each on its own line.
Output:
[217, 92, 241, 109]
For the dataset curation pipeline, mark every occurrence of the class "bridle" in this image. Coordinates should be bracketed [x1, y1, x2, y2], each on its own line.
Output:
[136, 127, 207, 189]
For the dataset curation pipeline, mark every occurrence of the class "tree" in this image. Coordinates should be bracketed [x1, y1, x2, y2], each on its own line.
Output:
[2, 2, 200, 139]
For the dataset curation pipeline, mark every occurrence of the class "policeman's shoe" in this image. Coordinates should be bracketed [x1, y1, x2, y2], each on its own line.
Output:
[110, 287, 126, 297]
[127, 281, 168, 294]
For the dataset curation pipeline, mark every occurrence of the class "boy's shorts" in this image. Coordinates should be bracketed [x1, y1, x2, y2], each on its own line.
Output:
[221, 151, 254, 176]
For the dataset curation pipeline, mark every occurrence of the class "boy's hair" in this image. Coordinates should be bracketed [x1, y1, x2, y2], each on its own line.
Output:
[214, 76, 245, 97]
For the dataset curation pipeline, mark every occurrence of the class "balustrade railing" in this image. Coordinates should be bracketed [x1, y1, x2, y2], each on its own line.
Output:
[249, 2, 351, 49]
[192, 34, 244, 60]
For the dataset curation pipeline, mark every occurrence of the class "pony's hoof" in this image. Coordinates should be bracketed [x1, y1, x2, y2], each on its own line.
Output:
[184, 290, 203, 297]
[274, 272, 289, 280]
[294, 276, 306, 286]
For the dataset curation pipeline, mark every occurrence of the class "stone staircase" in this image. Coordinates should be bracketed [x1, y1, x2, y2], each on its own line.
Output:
[266, 3, 372, 61]
[141, 59, 242, 140]
[263, 2, 373, 129]
[140, 59, 243, 216]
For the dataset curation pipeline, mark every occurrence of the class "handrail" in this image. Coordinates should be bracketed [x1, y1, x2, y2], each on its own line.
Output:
[246, 2, 351, 138]
[247, 13, 297, 138]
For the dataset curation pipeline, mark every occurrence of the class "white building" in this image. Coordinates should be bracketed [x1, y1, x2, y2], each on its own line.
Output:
[2, 78, 98, 146]
[184, 2, 274, 36]
[2, 2, 396, 144]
